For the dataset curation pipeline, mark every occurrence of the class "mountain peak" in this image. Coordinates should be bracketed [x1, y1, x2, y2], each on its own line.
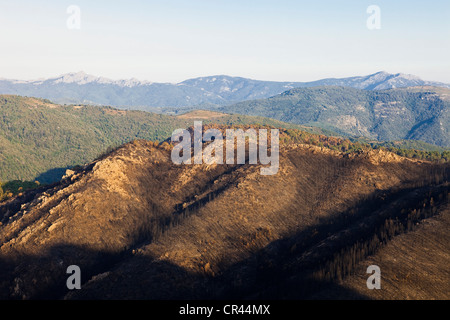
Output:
[52, 71, 106, 85]
[49, 72, 152, 87]
[373, 71, 390, 76]
[394, 72, 422, 81]
[367, 71, 421, 81]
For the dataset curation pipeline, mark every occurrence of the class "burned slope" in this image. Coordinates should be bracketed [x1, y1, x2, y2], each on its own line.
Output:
[0, 140, 241, 299]
[66, 146, 448, 300]
[312, 201, 450, 300]
[0, 139, 448, 299]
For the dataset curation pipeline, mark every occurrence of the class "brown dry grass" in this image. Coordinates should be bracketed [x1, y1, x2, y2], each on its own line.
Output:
[176, 110, 227, 119]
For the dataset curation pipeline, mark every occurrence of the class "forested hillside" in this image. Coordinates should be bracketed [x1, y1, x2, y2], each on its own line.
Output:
[0, 95, 320, 184]
[221, 86, 450, 148]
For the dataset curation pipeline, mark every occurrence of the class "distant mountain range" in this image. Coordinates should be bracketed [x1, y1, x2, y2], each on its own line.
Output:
[0, 71, 448, 109]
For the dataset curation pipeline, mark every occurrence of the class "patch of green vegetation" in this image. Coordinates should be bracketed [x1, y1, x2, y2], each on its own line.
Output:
[0, 179, 40, 201]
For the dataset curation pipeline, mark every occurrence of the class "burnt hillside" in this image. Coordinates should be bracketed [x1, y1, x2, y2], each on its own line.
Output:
[0, 137, 448, 299]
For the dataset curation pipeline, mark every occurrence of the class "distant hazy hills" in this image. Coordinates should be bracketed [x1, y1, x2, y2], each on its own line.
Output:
[0, 71, 448, 109]
[220, 86, 450, 148]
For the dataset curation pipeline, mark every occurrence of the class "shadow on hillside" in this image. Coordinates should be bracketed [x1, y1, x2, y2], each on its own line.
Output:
[0, 243, 133, 300]
[0, 181, 60, 225]
[215, 181, 449, 300]
[0, 167, 447, 300]
[0, 242, 370, 300]
[34, 167, 70, 185]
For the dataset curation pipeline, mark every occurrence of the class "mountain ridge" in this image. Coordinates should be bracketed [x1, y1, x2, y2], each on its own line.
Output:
[1, 71, 448, 109]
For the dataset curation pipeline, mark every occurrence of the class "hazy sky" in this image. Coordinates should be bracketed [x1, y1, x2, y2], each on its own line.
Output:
[0, 0, 449, 83]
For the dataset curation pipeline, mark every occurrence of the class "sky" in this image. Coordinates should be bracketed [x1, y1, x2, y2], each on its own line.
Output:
[0, 0, 449, 83]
